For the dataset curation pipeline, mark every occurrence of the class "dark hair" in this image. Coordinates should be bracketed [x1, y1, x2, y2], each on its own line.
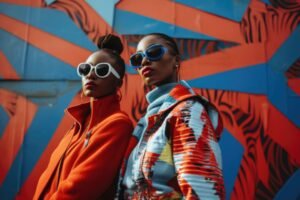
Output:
[144, 33, 179, 56]
[97, 34, 125, 79]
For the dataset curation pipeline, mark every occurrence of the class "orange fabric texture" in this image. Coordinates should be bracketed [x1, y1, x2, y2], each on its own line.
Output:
[33, 94, 133, 200]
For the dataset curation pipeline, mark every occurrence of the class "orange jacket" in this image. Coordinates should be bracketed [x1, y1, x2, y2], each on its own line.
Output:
[34, 94, 133, 200]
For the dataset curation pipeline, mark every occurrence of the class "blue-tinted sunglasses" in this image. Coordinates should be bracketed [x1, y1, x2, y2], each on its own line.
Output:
[130, 44, 168, 68]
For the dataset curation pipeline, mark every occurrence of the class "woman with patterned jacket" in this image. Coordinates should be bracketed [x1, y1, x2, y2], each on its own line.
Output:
[117, 33, 225, 199]
[34, 34, 133, 200]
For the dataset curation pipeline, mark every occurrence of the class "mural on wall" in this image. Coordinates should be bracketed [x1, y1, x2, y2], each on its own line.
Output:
[0, 0, 299, 199]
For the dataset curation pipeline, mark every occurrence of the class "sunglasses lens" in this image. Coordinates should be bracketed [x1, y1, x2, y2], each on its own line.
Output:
[78, 63, 91, 76]
[95, 63, 109, 77]
[146, 45, 164, 60]
[130, 53, 143, 67]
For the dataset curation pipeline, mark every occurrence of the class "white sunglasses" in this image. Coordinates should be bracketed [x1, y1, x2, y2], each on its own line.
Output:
[77, 62, 120, 79]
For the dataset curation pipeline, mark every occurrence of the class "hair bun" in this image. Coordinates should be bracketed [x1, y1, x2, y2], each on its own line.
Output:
[97, 34, 123, 54]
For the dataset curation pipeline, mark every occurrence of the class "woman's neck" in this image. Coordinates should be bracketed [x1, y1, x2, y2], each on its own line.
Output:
[146, 82, 178, 104]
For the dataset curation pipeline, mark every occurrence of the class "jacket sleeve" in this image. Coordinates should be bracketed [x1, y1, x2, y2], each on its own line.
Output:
[171, 100, 225, 200]
[49, 116, 133, 200]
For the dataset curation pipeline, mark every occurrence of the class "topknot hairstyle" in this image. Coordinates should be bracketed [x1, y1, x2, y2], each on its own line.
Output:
[96, 34, 125, 80]
[97, 34, 124, 55]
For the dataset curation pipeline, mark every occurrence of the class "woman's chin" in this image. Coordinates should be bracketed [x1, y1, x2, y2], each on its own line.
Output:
[143, 77, 156, 87]
[144, 79, 171, 88]
[84, 90, 96, 98]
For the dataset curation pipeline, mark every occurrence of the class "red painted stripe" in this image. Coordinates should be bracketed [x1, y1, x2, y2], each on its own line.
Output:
[0, 14, 92, 68]
[256, 134, 270, 188]
[220, 93, 300, 165]
[0, 51, 20, 79]
[288, 79, 300, 95]
[181, 43, 266, 80]
[268, 104, 300, 166]
[0, 0, 44, 7]
[116, 0, 245, 44]
[0, 89, 37, 185]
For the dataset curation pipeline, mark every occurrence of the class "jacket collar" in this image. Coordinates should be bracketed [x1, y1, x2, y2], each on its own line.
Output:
[151, 81, 223, 140]
[65, 93, 120, 131]
[156, 80, 198, 113]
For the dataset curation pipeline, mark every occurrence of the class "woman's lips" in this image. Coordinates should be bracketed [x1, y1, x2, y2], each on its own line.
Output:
[85, 81, 96, 89]
[141, 66, 153, 77]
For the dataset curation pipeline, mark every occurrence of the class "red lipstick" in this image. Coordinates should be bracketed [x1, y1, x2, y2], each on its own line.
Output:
[141, 66, 153, 77]
[85, 81, 96, 89]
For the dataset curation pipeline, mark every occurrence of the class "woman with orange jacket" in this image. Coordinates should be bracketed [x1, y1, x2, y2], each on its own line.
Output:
[34, 34, 133, 200]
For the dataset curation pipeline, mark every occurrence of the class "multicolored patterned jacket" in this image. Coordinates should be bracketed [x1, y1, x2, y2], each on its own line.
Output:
[118, 81, 225, 199]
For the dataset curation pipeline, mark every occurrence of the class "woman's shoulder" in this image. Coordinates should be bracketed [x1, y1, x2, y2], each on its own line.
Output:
[92, 112, 133, 136]
[105, 111, 133, 125]
[169, 95, 209, 114]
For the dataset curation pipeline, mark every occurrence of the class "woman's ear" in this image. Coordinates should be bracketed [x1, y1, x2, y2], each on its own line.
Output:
[176, 55, 180, 61]
[174, 55, 180, 68]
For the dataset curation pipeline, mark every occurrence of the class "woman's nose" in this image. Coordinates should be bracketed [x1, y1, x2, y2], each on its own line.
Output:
[141, 56, 150, 67]
[86, 68, 96, 79]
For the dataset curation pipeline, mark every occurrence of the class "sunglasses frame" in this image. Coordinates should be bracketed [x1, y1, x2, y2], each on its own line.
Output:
[77, 62, 120, 79]
[130, 44, 168, 68]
